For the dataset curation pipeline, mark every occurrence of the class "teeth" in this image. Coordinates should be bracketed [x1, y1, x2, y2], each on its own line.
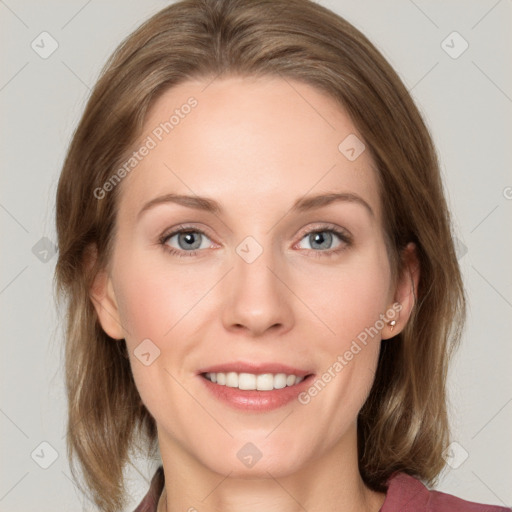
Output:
[204, 372, 305, 390]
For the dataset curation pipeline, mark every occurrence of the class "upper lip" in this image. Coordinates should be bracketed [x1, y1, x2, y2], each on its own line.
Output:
[197, 361, 313, 377]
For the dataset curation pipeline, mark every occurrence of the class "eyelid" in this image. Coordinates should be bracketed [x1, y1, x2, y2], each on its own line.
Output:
[159, 223, 216, 243]
[293, 222, 352, 244]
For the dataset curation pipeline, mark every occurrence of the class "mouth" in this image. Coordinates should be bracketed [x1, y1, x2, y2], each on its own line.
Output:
[201, 371, 311, 391]
[197, 362, 315, 411]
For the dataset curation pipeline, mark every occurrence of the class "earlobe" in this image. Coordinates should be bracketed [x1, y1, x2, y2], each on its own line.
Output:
[89, 263, 125, 341]
[381, 301, 402, 340]
[382, 242, 420, 340]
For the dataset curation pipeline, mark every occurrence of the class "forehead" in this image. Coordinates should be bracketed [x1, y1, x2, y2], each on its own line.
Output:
[116, 75, 381, 223]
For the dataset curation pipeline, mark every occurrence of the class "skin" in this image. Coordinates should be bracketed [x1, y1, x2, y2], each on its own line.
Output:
[91, 75, 419, 512]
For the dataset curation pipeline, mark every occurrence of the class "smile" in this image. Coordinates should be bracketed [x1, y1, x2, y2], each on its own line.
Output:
[203, 371, 306, 391]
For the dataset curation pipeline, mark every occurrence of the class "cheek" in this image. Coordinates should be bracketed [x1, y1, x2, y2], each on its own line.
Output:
[304, 248, 392, 347]
[110, 247, 223, 391]
[112, 257, 201, 423]
[113, 250, 212, 343]
[298, 247, 391, 410]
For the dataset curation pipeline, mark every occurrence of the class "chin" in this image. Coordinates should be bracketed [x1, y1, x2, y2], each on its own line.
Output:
[193, 438, 310, 478]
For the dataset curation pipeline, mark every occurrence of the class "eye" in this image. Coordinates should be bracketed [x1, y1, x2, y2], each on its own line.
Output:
[295, 225, 352, 255]
[159, 226, 214, 257]
[158, 223, 352, 258]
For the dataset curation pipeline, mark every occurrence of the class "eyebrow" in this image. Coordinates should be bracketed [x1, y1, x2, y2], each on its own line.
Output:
[137, 191, 374, 220]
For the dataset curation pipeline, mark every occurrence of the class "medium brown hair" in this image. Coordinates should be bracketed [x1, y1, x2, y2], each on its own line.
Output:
[54, 0, 466, 510]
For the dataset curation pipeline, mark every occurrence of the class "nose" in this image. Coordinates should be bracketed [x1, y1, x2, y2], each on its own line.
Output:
[221, 242, 294, 338]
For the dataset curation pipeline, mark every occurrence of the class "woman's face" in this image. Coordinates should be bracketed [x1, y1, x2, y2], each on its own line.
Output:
[92, 75, 409, 478]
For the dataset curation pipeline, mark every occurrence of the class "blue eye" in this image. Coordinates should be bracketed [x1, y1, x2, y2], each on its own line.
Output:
[297, 229, 348, 252]
[160, 227, 213, 258]
[159, 224, 352, 258]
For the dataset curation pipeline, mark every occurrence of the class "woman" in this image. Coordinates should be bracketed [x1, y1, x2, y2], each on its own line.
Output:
[53, 0, 510, 511]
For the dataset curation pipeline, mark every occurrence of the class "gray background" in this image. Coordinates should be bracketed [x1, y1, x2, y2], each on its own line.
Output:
[1, 0, 511, 510]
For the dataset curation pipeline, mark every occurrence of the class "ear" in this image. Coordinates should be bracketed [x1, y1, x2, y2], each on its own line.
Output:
[86, 245, 125, 340]
[381, 242, 420, 340]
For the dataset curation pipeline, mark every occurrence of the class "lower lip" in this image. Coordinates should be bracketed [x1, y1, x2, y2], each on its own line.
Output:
[199, 374, 314, 411]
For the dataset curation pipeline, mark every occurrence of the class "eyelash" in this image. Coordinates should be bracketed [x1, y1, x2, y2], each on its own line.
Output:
[158, 224, 352, 259]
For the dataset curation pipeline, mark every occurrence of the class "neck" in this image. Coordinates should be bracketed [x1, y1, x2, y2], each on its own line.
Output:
[157, 423, 386, 512]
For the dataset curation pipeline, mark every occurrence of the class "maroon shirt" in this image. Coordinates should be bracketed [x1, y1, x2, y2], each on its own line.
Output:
[133, 465, 511, 512]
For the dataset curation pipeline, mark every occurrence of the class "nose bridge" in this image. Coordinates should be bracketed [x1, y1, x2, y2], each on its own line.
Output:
[235, 234, 275, 291]
[221, 232, 294, 335]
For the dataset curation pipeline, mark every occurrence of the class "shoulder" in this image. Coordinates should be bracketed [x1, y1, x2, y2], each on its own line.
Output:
[380, 472, 511, 512]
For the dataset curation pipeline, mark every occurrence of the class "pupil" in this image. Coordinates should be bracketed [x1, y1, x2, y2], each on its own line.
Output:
[311, 231, 331, 249]
[180, 232, 200, 249]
